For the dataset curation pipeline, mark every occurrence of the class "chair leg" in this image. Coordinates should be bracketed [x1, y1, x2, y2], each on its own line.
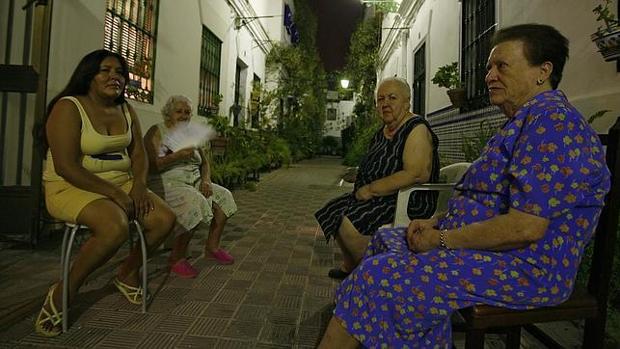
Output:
[62, 224, 80, 333]
[132, 220, 148, 313]
[465, 329, 486, 349]
[583, 316, 606, 349]
[505, 326, 521, 349]
[60, 225, 71, 267]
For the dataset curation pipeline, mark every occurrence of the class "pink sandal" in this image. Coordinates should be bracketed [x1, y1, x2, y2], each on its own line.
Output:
[206, 249, 234, 265]
[170, 258, 199, 278]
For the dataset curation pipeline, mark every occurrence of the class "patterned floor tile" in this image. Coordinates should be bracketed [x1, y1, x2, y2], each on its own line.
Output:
[95, 330, 146, 348]
[222, 320, 263, 340]
[267, 307, 300, 326]
[243, 291, 275, 306]
[186, 317, 228, 337]
[213, 289, 246, 304]
[121, 313, 165, 332]
[136, 332, 181, 349]
[214, 338, 255, 349]
[202, 303, 238, 318]
[175, 335, 218, 348]
[259, 323, 296, 346]
[296, 326, 322, 347]
[81, 309, 135, 329]
[154, 315, 195, 334]
[233, 305, 270, 322]
[273, 295, 302, 309]
[171, 301, 210, 317]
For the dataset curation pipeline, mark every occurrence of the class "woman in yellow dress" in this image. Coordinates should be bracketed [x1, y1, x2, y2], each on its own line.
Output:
[35, 49, 176, 337]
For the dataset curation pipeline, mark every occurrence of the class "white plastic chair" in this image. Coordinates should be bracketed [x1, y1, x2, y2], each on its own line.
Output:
[393, 162, 471, 227]
[60, 220, 148, 332]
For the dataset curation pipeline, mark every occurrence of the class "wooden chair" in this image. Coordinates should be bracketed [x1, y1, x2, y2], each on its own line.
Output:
[458, 116, 620, 349]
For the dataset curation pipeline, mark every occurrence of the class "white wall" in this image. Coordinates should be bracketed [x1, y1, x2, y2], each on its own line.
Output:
[324, 100, 356, 138]
[0, 0, 287, 183]
[498, 0, 620, 132]
[45, 0, 283, 132]
[379, 0, 461, 114]
[379, 0, 620, 132]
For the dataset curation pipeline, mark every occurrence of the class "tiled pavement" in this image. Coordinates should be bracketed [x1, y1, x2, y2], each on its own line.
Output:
[0, 157, 349, 348]
[0, 157, 583, 348]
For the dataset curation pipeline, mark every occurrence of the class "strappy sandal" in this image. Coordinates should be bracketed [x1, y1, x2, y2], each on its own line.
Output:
[34, 284, 62, 337]
[113, 277, 143, 305]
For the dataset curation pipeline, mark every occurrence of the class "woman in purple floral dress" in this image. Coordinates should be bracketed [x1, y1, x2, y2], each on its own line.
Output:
[319, 24, 611, 348]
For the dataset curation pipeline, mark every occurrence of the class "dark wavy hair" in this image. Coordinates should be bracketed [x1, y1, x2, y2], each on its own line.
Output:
[38, 49, 130, 153]
[491, 24, 569, 89]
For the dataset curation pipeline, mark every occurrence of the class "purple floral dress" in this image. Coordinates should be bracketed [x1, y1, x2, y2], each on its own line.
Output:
[333, 90, 611, 348]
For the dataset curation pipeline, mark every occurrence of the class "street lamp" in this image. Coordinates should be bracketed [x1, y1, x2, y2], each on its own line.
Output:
[340, 79, 350, 89]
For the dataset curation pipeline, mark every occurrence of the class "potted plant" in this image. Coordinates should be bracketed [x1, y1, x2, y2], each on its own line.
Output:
[431, 62, 466, 108]
[208, 115, 231, 156]
[591, 0, 620, 62]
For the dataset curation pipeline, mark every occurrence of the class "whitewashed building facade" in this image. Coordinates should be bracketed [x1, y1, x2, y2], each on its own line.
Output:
[377, 0, 620, 163]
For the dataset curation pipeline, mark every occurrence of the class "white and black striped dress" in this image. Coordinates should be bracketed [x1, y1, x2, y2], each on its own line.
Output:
[315, 116, 439, 241]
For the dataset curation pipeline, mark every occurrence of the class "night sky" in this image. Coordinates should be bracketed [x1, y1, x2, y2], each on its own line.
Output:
[311, 0, 364, 72]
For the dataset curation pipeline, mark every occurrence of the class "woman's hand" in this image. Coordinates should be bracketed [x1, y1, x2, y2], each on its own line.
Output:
[355, 184, 374, 201]
[174, 147, 196, 161]
[128, 182, 154, 220]
[110, 189, 135, 219]
[200, 179, 213, 198]
[406, 218, 440, 252]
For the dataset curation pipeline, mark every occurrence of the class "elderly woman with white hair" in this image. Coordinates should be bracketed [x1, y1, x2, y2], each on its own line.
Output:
[315, 77, 440, 279]
[144, 95, 237, 278]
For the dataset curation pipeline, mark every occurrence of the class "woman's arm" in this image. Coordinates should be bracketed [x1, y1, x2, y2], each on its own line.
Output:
[356, 124, 434, 200]
[126, 104, 154, 218]
[407, 208, 549, 252]
[46, 99, 133, 211]
[198, 147, 213, 197]
[143, 125, 195, 173]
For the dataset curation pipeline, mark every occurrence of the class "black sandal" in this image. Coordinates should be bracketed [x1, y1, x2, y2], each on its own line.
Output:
[328, 268, 351, 280]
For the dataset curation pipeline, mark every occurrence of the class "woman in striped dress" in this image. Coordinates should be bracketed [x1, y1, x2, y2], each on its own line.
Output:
[315, 77, 439, 279]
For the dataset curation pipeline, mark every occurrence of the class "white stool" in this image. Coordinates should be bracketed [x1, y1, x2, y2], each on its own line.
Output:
[60, 220, 148, 333]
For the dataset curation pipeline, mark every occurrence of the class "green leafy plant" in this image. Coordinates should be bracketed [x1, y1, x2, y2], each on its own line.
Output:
[342, 15, 381, 165]
[374, 0, 399, 13]
[431, 62, 461, 89]
[461, 120, 495, 162]
[593, 0, 619, 34]
[208, 115, 232, 137]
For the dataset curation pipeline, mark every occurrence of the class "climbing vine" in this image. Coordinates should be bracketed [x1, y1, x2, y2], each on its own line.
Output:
[342, 14, 382, 166]
[265, 0, 327, 160]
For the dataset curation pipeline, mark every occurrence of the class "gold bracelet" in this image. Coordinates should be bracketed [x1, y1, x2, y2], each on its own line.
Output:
[439, 229, 449, 249]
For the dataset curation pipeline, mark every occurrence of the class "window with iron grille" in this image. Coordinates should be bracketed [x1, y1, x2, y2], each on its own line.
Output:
[104, 0, 159, 104]
[198, 26, 222, 117]
[461, 0, 495, 109]
[413, 43, 425, 116]
[250, 74, 261, 129]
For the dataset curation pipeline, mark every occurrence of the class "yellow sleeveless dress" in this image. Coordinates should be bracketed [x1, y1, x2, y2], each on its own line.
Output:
[43, 96, 134, 222]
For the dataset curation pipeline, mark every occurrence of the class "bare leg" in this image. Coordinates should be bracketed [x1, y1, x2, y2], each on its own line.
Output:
[205, 203, 227, 253]
[168, 223, 192, 265]
[336, 217, 371, 271]
[117, 192, 175, 286]
[39, 199, 132, 334]
[335, 234, 356, 272]
[318, 316, 360, 349]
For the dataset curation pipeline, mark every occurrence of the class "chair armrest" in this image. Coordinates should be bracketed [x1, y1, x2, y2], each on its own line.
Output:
[393, 183, 457, 227]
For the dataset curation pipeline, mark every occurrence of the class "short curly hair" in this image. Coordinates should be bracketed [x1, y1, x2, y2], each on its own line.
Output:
[491, 24, 569, 89]
[161, 95, 193, 121]
[377, 76, 411, 100]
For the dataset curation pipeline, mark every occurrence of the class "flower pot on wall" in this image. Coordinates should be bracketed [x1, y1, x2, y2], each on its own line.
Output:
[210, 136, 229, 157]
[591, 23, 620, 62]
[447, 88, 467, 108]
